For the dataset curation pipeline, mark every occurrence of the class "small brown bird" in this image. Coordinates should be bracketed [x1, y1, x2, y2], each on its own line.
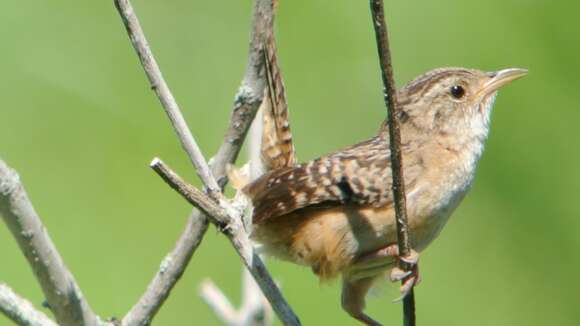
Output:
[234, 44, 526, 325]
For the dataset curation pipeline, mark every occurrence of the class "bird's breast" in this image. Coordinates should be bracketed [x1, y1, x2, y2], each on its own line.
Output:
[406, 141, 481, 250]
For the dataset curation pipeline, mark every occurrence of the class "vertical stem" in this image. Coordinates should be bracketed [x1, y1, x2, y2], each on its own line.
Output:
[369, 1, 416, 325]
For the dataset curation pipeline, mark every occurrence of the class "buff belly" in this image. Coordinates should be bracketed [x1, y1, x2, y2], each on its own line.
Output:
[251, 178, 470, 281]
[252, 204, 449, 280]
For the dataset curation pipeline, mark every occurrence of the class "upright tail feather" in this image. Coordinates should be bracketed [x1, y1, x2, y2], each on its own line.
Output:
[260, 35, 297, 170]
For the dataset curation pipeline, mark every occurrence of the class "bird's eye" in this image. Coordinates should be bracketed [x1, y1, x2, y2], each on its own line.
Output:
[450, 85, 465, 99]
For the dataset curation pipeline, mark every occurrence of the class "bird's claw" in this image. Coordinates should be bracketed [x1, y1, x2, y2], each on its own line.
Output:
[390, 249, 420, 302]
[399, 249, 419, 265]
[389, 267, 411, 282]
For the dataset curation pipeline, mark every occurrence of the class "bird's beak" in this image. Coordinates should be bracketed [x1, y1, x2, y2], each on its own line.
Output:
[478, 68, 528, 96]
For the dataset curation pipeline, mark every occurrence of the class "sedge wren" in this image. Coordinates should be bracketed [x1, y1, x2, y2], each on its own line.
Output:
[232, 47, 526, 325]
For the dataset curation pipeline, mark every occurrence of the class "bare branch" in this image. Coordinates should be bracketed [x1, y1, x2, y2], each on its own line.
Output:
[149, 159, 300, 326]
[117, 0, 275, 323]
[369, 1, 416, 325]
[0, 159, 99, 326]
[114, 0, 297, 324]
[210, 0, 274, 186]
[0, 284, 58, 326]
[114, 0, 220, 196]
[121, 212, 209, 326]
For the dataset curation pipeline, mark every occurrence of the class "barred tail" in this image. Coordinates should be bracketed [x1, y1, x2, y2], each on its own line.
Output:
[260, 33, 297, 170]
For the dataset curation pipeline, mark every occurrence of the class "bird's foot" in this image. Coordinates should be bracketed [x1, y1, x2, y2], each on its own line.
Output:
[349, 244, 420, 289]
[389, 249, 420, 302]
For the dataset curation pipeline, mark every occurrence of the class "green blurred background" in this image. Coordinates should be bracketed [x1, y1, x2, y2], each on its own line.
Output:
[1, 0, 579, 325]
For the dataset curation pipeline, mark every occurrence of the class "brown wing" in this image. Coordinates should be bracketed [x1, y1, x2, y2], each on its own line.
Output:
[260, 36, 297, 170]
[246, 136, 419, 224]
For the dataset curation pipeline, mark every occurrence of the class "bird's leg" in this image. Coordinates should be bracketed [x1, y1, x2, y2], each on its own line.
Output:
[341, 276, 383, 326]
[350, 244, 420, 299]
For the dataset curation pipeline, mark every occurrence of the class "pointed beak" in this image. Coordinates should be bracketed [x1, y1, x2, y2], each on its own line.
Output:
[478, 68, 528, 96]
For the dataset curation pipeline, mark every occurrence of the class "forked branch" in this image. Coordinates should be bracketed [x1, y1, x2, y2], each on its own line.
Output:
[116, 0, 280, 324]
[149, 159, 299, 325]
[1, 0, 290, 325]
[114, 0, 300, 324]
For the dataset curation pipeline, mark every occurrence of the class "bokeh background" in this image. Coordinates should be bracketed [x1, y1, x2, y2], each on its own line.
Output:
[1, 0, 579, 325]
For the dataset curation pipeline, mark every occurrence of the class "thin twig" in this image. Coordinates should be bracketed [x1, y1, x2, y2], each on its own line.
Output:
[150, 159, 300, 326]
[122, 212, 209, 326]
[0, 159, 100, 326]
[369, 1, 416, 325]
[0, 284, 58, 326]
[210, 0, 274, 187]
[114, 0, 220, 196]
[117, 0, 275, 324]
[149, 159, 231, 226]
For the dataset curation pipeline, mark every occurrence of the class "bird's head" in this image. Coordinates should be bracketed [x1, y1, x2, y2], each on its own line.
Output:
[396, 67, 527, 144]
